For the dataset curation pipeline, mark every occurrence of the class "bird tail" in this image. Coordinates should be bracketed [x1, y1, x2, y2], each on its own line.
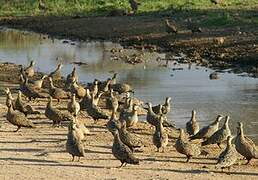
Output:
[189, 134, 198, 141]
[31, 110, 41, 115]
[201, 141, 208, 146]
[128, 156, 140, 165]
[29, 123, 36, 128]
[255, 150, 258, 159]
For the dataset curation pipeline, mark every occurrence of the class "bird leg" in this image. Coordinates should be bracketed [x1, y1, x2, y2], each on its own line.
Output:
[245, 159, 251, 165]
[77, 157, 80, 162]
[156, 148, 159, 152]
[186, 156, 191, 163]
[71, 155, 75, 162]
[14, 126, 21, 132]
[217, 143, 222, 149]
[162, 147, 165, 153]
[119, 162, 125, 168]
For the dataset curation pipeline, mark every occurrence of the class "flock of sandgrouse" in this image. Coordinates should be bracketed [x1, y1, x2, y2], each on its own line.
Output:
[3, 60, 258, 170]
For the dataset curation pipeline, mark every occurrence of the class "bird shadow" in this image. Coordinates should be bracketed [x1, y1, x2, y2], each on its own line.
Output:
[142, 157, 215, 165]
[85, 149, 112, 155]
[11, 162, 109, 169]
[0, 148, 44, 153]
[0, 157, 58, 163]
[92, 145, 112, 150]
[28, 116, 46, 120]
[0, 140, 33, 144]
[129, 166, 258, 176]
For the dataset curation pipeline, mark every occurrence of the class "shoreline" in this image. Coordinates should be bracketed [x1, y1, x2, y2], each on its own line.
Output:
[1, 15, 258, 77]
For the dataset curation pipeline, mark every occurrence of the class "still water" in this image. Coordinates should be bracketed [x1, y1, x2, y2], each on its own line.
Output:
[0, 28, 258, 142]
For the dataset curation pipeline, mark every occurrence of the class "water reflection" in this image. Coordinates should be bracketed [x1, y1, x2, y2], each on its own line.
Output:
[0, 28, 258, 142]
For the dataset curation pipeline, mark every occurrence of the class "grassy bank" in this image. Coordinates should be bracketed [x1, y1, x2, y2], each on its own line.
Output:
[0, 0, 257, 17]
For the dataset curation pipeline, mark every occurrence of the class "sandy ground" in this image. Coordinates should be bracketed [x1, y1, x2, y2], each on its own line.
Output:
[0, 80, 257, 180]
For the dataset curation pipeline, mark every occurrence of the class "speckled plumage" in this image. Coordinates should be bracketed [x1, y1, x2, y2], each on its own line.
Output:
[70, 80, 86, 99]
[186, 110, 199, 136]
[235, 122, 258, 164]
[24, 61, 35, 77]
[153, 115, 168, 152]
[216, 136, 238, 169]
[66, 120, 85, 161]
[67, 94, 80, 116]
[85, 96, 109, 121]
[48, 63, 63, 80]
[120, 104, 139, 128]
[107, 109, 120, 134]
[111, 83, 133, 94]
[45, 97, 73, 126]
[119, 121, 142, 152]
[176, 129, 201, 162]
[15, 91, 40, 116]
[66, 67, 79, 88]
[202, 116, 231, 148]
[146, 102, 175, 128]
[31, 75, 47, 89]
[6, 103, 35, 132]
[20, 75, 48, 101]
[112, 130, 140, 167]
[152, 97, 171, 115]
[48, 77, 70, 102]
[79, 89, 91, 110]
[190, 115, 223, 140]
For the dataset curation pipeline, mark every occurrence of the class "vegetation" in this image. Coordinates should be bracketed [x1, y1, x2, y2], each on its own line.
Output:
[0, 0, 257, 28]
[0, 0, 257, 17]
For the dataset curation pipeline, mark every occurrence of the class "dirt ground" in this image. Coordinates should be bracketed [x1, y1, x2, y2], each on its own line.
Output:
[0, 63, 257, 179]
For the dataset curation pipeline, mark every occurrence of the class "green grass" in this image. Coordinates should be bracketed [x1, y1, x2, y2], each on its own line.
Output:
[0, 0, 258, 28]
[0, 0, 257, 17]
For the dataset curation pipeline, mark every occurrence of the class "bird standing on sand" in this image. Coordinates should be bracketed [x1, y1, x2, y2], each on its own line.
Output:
[235, 122, 258, 164]
[15, 90, 40, 116]
[190, 115, 223, 141]
[6, 103, 35, 132]
[152, 97, 172, 115]
[4, 88, 15, 108]
[24, 61, 35, 77]
[129, 0, 141, 14]
[202, 116, 231, 148]
[153, 115, 168, 152]
[112, 129, 140, 168]
[119, 121, 143, 152]
[70, 80, 86, 100]
[66, 119, 85, 162]
[107, 108, 120, 134]
[48, 63, 63, 80]
[48, 77, 70, 102]
[165, 19, 178, 34]
[175, 129, 201, 162]
[186, 110, 199, 136]
[67, 94, 80, 117]
[216, 136, 237, 170]
[45, 97, 73, 126]
[66, 67, 79, 88]
[32, 75, 47, 89]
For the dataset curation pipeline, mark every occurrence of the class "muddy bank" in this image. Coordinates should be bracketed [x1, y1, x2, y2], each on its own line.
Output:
[1, 15, 258, 76]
